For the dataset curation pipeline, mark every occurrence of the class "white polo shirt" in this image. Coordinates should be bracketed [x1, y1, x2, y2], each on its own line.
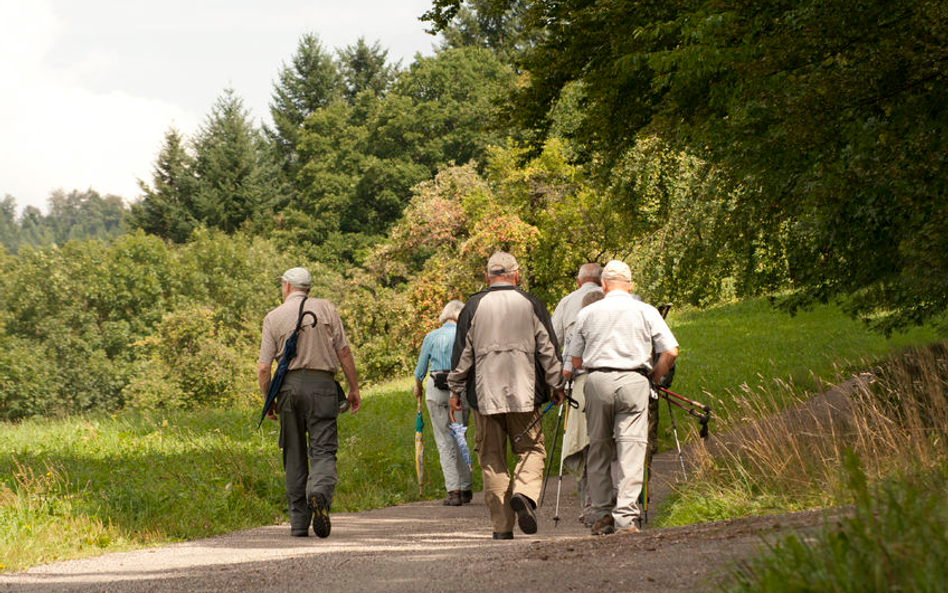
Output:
[567, 291, 677, 372]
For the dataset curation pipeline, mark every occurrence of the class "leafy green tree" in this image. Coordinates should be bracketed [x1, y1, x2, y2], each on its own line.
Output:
[16, 206, 53, 248]
[129, 128, 199, 243]
[431, 0, 538, 65]
[428, 0, 948, 331]
[292, 46, 516, 246]
[338, 37, 399, 102]
[268, 33, 344, 170]
[0, 195, 19, 253]
[45, 189, 126, 244]
[192, 89, 286, 233]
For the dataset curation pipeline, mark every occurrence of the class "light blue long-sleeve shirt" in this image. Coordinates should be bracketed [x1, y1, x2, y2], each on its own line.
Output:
[414, 322, 457, 381]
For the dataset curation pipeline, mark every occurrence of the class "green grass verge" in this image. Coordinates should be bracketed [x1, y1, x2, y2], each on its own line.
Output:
[0, 378, 478, 572]
[655, 297, 940, 437]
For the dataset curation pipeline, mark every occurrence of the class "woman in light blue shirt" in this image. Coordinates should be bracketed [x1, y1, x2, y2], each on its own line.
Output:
[414, 299, 472, 506]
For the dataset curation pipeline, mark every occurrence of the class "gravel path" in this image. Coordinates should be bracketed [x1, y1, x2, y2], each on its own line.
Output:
[0, 448, 830, 593]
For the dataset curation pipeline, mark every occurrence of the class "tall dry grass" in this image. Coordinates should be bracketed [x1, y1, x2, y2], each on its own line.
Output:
[666, 342, 948, 521]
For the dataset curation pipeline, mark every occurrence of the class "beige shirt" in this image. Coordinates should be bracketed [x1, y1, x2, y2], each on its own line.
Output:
[258, 292, 348, 372]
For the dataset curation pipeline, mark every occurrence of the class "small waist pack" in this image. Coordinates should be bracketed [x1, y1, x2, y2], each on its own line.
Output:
[432, 372, 450, 391]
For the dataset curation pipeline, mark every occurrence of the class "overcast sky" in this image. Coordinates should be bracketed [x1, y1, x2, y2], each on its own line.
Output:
[0, 0, 439, 214]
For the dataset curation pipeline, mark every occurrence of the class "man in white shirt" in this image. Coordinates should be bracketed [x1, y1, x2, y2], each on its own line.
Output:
[551, 263, 603, 347]
[551, 263, 604, 525]
[565, 260, 678, 535]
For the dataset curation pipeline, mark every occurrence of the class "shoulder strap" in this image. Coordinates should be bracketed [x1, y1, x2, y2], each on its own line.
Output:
[294, 297, 318, 333]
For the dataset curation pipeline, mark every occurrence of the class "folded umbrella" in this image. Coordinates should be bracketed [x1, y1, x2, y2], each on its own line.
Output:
[448, 408, 472, 471]
[414, 400, 425, 495]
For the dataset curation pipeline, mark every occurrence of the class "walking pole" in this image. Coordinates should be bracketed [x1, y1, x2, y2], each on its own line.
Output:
[641, 465, 649, 527]
[552, 382, 573, 527]
[539, 403, 564, 506]
[666, 397, 687, 480]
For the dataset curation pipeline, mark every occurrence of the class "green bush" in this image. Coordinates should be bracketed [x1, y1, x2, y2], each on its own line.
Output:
[124, 306, 250, 410]
[0, 336, 56, 420]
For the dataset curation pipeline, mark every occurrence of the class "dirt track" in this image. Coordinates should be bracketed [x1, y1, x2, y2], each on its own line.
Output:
[0, 448, 830, 593]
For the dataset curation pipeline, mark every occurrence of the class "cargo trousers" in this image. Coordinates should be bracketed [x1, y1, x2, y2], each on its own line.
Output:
[278, 369, 339, 532]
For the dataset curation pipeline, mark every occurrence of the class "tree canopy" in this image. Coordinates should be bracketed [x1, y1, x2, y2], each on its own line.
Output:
[425, 0, 948, 331]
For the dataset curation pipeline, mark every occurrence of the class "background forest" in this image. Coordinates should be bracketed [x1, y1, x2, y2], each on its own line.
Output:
[1, 0, 945, 420]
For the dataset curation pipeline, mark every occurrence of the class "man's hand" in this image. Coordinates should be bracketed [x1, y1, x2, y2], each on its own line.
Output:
[552, 387, 566, 405]
[413, 378, 423, 401]
[265, 402, 278, 421]
[347, 387, 362, 414]
[449, 394, 463, 412]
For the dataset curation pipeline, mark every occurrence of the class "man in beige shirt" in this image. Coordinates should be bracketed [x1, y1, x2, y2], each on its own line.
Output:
[258, 267, 361, 538]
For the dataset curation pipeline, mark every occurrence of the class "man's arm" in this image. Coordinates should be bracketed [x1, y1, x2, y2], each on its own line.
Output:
[651, 347, 678, 384]
[336, 345, 361, 414]
[257, 361, 275, 418]
[413, 377, 424, 401]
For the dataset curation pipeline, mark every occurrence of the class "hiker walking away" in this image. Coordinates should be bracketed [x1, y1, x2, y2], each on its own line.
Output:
[257, 267, 361, 538]
[551, 263, 604, 526]
[414, 299, 473, 506]
[565, 260, 678, 535]
[551, 263, 603, 348]
[559, 288, 608, 526]
[448, 252, 566, 539]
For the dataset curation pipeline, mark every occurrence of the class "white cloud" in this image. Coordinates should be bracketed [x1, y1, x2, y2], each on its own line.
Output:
[0, 0, 437, 215]
[0, 0, 197, 213]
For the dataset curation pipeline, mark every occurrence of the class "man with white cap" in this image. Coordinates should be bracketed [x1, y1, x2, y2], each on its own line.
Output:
[258, 267, 362, 538]
[448, 251, 566, 539]
[565, 259, 678, 535]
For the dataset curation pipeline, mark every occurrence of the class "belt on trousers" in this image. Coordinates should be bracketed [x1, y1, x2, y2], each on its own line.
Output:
[587, 367, 650, 379]
[286, 369, 335, 378]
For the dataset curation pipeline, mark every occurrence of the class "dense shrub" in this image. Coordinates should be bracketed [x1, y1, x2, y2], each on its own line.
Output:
[0, 229, 327, 419]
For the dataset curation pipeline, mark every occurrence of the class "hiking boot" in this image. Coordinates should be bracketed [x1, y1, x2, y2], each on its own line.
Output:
[590, 515, 615, 536]
[290, 528, 309, 537]
[443, 491, 462, 506]
[510, 493, 538, 535]
[461, 489, 473, 504]
[492, 531, 514, 540]
[309, 493, 331, 538]
[616, 524, 640, 535]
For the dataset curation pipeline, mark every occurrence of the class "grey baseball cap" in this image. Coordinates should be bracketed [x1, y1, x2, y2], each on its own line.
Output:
[280, 267, 312, 289]
[487, 251, 519, 275]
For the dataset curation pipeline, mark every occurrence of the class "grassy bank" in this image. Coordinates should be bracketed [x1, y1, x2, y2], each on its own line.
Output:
[0, 379, 477, 572]
[1, 297, 941, 571]
[651, 298, 939, 441]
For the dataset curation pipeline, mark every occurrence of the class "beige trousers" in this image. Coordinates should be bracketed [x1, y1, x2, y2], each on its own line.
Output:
[584, 370, 650, 529]
[472, 408, 546, 533]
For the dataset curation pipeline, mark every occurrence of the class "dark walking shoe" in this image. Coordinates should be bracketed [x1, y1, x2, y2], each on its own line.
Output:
[290, 528, 309, 537]
[590, 515, 615, 536]
[443, 491, 462, 506]
[461, 489, 473, 504]
[309, 494, 331, 538]
[510, 493, 538, 535]
[492, 531, 514, 540]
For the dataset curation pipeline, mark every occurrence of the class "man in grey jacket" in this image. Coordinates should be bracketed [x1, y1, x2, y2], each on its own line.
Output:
[448, 252, 565, 539]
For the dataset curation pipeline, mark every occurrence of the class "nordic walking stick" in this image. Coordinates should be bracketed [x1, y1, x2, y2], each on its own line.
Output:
[539, 403, 564, 506]
[514, 400, 556, 442]
[552, 382, 574, 527]
[666, 396, 687, 480]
